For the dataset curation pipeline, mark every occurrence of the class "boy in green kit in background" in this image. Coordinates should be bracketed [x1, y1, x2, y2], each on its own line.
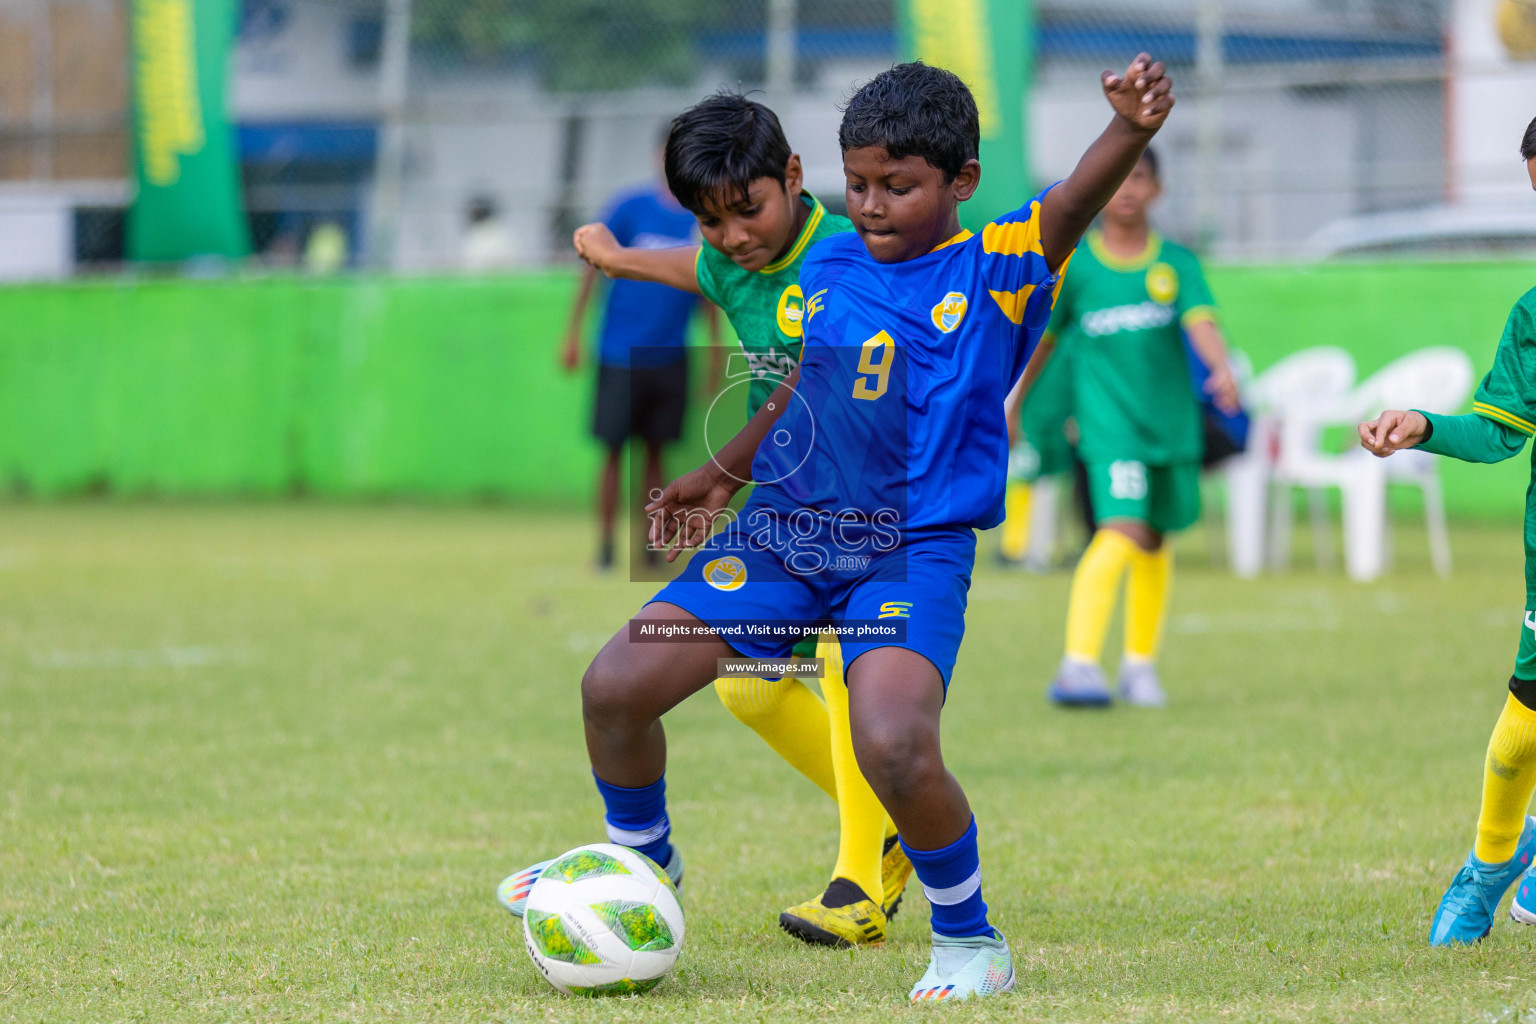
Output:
[1033, 147, 1240, 708]
[1358, 114, 1536, 949]
[559, 93, 913, 948]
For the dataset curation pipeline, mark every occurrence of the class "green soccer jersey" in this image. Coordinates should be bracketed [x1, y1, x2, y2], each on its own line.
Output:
[694, 195, 853, 415]
[1416, 287, 1536, 603]
[1046, 230, 1219, 465]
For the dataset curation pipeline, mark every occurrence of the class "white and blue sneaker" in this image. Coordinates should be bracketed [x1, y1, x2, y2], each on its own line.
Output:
[1117, 661, 1167, 707]
[908, 930, 1015, 1002]
[1048, 659, 1112, 708]
[1429, 816, 1536, 945]
[1509, 859, 1536, 927]
[497, 848, 684, 917]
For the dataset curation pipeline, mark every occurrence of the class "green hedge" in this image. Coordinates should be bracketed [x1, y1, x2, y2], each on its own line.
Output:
[0, 263, 1530, 516]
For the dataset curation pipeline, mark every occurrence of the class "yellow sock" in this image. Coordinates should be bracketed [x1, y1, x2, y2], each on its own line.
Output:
[714, 674, 837, 803]
[1124, 544, 1174, 663]
[1064, 529, 1139, 664]
[818, 635, 888, 902]
[1474, 693, 1536, 863]
[999, 482, 1032, 562]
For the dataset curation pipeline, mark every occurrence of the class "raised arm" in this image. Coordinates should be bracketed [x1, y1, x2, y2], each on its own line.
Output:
[574, 222, 703, 294]
[1039, 53, 1174, 272]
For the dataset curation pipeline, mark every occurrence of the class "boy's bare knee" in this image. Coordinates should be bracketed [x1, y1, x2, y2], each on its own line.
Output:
[856, 719, 941, 802]
[581, 650, 643, 729]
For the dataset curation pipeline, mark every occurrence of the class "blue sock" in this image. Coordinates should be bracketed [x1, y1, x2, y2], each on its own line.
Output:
[592, 771, 673, 867]
[901, 817, 992, 938]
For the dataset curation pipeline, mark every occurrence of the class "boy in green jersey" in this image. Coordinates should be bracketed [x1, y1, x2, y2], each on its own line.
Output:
[1028, 148, 1239, 707]
[567, 93, 910, 948]
[1357, 116, 1536, 948]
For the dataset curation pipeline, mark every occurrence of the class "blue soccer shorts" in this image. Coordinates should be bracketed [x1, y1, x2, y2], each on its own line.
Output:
[649, 509, 975, 688]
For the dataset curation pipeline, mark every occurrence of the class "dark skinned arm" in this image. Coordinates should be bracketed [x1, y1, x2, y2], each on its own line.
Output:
[1039, 53, 1175, 272]
[644, 366, 800, 559]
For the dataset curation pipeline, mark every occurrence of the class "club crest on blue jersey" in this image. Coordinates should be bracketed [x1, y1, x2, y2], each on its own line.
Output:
[930, 292, 968, 333]
[878, 601, 913, 619]
[703, 556, 748, 591]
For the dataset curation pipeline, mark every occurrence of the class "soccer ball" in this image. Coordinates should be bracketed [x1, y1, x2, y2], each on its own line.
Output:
[522, 843, 685, 996]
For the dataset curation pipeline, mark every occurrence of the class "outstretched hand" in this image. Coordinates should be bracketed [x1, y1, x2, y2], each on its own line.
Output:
[644, 463, 741, 562]
[1102, 53, 1174, 132]
[1358, 409, 1429, 457]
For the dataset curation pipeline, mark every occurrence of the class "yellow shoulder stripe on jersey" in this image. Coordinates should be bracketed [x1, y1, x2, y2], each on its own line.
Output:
[988, 284, 1037, 325]
[1474, 401, 1536, 435]
[981, 202, 1044, 257]
[1087, 229, 1161, 272]
[1180, 305, 1219, 328]
[930, 229, 973, 253]
[989, 252, 1073, 325]
[760, 198, 825, 275]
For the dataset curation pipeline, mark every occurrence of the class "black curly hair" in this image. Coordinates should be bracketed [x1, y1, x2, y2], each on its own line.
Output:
[664, 92, 792, 214]
[838, 62, 979, 182]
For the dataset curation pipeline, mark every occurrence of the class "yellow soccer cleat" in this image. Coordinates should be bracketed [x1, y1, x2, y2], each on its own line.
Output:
[882, 835, 915, 920]
[779, 879, 887, 948]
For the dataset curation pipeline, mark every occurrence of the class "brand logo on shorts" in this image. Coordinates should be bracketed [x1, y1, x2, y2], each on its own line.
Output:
[703, 556, 748, 591]
[878, 601, 913, 619]
[1526, 610, 1536, 637]
[776, 284, 805, 338]
[1145, 261, 1179, 305]
[930, 292, 968, 333]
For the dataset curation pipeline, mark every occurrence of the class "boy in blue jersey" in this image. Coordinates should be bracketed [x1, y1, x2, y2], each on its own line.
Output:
[560, 172, 717, 569]
[541, 57, 1174, 1001]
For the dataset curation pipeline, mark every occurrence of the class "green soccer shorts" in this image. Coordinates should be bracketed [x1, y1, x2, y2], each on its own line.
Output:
[1085, 458, 1202, 535]
[1517, 609, 1536, 681]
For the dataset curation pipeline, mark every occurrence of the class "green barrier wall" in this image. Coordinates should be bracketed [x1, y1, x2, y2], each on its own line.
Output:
[0, 263, 1530, 515]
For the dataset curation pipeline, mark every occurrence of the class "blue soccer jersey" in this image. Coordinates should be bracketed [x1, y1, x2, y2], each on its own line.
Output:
[749, 187, 1068, 532]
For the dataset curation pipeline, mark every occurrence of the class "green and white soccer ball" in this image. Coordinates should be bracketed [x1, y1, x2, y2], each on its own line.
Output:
[522, 843, 685, 996]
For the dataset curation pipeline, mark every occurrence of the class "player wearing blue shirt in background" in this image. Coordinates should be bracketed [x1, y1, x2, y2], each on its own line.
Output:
[527, 56, 1175, 1000]
[560, 173, 719, 569]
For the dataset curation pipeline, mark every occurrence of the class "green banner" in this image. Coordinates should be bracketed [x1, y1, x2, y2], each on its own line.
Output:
[127, 0, 249, 262]
[899, 0, 1032, 232]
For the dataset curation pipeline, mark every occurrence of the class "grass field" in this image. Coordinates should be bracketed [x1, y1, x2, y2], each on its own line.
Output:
[4, 502, 1536, 1022]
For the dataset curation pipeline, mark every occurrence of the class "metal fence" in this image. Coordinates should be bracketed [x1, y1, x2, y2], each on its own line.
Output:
[5, 0, 1535, 275]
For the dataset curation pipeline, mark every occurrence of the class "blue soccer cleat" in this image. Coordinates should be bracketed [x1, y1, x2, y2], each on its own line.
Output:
[1509, 860, 1536, 928]
[908, 930, 1015, 1003]
[1429, 816, 1536, 946]
[1048, 659, 1113, 708]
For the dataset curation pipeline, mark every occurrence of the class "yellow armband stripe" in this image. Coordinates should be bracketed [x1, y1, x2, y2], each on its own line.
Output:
[1180, 305, 1218, 329]
[1473, 401, 1536, 435]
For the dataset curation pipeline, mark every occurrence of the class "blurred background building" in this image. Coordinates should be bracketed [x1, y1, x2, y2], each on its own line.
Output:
[6, 0, 1536, 276]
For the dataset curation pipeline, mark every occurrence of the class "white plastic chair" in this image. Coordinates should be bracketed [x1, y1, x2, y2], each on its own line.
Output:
[1224, 347, 1358, 578]
[1344, 347, 1474, 578]
[1270, 347, 1474, 581]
